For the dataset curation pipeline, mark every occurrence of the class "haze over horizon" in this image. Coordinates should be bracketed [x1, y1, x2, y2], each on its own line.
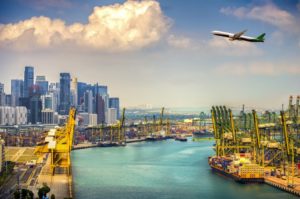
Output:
[0, 0, 299, 109]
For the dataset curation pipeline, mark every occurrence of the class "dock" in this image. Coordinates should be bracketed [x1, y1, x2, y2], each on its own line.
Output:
[264, 176, 300, 197]
[31, 154, 72, 199]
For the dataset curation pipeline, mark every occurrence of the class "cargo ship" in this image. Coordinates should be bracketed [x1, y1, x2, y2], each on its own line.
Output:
[208, 155, 264, 183]
[192, 130, 214, 141]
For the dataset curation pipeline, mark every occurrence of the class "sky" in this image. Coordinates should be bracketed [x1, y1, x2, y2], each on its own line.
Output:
[0, 0, 299, 110]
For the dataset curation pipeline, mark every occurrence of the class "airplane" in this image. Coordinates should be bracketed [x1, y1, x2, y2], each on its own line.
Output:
[211, 29, 265, 42]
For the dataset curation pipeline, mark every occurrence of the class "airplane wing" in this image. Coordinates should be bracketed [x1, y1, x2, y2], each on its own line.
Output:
[211, 31, 234, 38]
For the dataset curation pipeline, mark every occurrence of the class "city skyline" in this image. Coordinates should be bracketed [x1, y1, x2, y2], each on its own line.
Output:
[0, 0, 300, 109]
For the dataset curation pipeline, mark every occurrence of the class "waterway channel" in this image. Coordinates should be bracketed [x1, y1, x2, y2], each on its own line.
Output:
[72, 139, 297, 199]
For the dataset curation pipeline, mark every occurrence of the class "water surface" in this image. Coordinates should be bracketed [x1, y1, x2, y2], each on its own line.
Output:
[72, 139, 297, 199]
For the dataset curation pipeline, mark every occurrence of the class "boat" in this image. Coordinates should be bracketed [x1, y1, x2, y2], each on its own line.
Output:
[192, 130, 214, 141]
[208, 155, 264, 183]
[175, 135, 187, 142]
[145, 135, 157, 141]
[98, 141, 125, 147]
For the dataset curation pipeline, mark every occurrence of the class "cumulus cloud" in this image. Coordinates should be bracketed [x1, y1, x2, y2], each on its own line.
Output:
[167, 34, 191, 49]
[214, 61, 300, 76]
[220, 4, 299, 32]
[0, 0, 170, 51]
[208, 37, 263, 56]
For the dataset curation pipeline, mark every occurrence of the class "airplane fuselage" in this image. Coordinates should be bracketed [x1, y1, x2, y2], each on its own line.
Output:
[212, 30, 265, 42]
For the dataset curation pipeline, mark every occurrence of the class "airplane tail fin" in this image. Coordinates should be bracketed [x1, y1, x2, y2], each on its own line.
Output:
[256, 33, 265, 41]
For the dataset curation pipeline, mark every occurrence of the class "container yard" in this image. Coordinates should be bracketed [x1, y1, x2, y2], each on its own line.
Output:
[209, 96, 300, 196]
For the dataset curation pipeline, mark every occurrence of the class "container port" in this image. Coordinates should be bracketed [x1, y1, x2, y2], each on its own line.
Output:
[208, 96, 300, 196]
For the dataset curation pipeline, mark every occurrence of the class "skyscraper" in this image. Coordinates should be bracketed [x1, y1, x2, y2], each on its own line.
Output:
[109, 97, 120, 119]
[84, 90, 93, 113]
[23, 66, 34, 98]
[59, 73, 71, 115]
[11, 79, 23, 106]
[36, 76, 48, 95]
[95, 94, 105, 124]
[49, 82, 59, 112]
[71, 77, 78, 107]
[0, 83, 5, 106]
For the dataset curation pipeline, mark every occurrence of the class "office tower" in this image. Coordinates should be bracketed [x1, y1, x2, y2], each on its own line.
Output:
[41, 93, 55, 110]
[41, 109, 54, 124]
[84, 90, 93, 113]
[36, 75, 48, 95]
[0, 83, 5, 106]
[93, 85, 108, 96]
[5, 95, 12, 106]
[71, 77, 78, 107]
[49, 82, 59, 112]
[23, 66, 34, 98]
[59, 73, 71, 115]
[29, 89, 42, 124]
[11, 79, 23, 106]
[89, 114, 97, 126]
[95, 94, 105, 124]
[109, 97, 120, 119]
[107, 108, 117, 125]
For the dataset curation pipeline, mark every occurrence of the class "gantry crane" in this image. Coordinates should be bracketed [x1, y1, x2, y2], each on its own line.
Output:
[34, 107, 76, 175]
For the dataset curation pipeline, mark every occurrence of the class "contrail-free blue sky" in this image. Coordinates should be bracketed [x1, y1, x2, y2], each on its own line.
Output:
[0, 0, 299, 109]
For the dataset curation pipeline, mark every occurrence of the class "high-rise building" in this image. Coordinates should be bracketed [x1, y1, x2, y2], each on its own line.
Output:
[0, 83, 5, 106]
[29, 95, 42, 124]
[59, 73, 71, 115]
[41, 109, 54, 124]
[23, 66, 34, 98]
[84, 90, 93, 113]
[95, 94, 105, 124]
[93, 85, 108, 96]
[49, 82, 59, 111]
[109, 97, 120, 119]
[36, 76, 48, 95]
[89, 114, 97, 126]
[5, 95, 12, 106]
[41, 93, 55, 110]
[71, 77, 78, 107]
[11, 79, 23, 106]
[107, 108, 117, 125]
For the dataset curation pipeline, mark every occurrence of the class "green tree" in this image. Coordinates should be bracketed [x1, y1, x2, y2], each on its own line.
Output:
[14, 188, 34, 199]
[38, 183, 51, 199]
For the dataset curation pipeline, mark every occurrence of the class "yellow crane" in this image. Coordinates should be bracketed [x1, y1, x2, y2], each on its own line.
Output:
[34, 107, 76, 175]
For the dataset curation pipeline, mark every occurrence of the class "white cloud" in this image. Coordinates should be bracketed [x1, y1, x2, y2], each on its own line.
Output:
[208, 37, 263, 56]
[167, 34, 191, 49]
[220, 4, 299, 32]
[0, 0, 170, 51]
[214, 61, 300, 76]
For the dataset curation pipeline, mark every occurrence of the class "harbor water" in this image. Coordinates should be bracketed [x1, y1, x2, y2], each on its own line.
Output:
[72, 139, 297, 199]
